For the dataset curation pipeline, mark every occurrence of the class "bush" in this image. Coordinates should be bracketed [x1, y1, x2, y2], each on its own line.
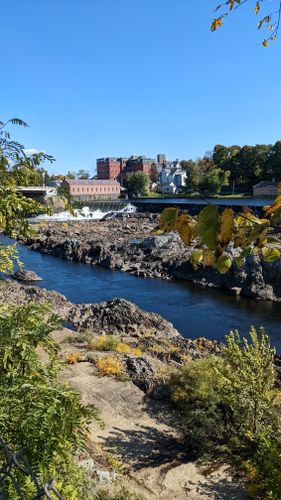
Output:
[170, 326, 281, 496]
[89, 336, 142, 357]
[66, 352, 82, 364]
[0, 303, 98, 497]
[170, 356, 229, 455]
[248, 432, 281, 499]
[89, 335, 119, 352]
[96, 356, 124, 377]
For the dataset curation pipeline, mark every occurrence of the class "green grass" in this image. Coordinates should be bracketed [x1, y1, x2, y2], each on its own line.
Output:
[141, 192, 252, 200]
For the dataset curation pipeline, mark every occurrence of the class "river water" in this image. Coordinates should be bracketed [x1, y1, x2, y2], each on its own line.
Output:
[9, 240, 281, 350]
[133, 197, 275, 207]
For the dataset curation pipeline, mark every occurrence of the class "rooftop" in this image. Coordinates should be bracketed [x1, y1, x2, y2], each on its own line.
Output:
[253, 180, 276, 188]
[64, 179, 120, 186]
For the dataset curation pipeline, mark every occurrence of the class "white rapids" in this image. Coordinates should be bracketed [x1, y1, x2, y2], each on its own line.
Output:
[30, 203, 137, 222]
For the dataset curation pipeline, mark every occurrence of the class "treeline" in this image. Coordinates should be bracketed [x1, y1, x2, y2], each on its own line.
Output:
[181, 140, 281, 193]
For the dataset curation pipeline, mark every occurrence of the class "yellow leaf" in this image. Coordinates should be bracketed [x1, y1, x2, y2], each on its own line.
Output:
[211, 17, 223, 32]
[255, 2, 260, 15]
[203, 249, 216, 267]
[265, 202, 281, 215]
[219, 208, 234, 246]
[175, 214, 193, 245]
[263, 40, 269, 47]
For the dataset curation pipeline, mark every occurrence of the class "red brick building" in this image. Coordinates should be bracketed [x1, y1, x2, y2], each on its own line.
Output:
[96, 157, 127, 182]
[62, 179, 120, 200]
[124, 156, 155, 176]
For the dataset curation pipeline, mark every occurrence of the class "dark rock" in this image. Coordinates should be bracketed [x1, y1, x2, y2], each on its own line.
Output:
[12, 269, 42, 282]
[0, 280, 71, 316]
[125, 356, 156, 393]
[151, 383, 170, 400]
[68, 298, 180, 338]
[23, 217, 281, 302]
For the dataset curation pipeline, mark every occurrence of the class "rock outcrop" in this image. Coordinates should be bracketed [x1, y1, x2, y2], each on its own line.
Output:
[0, 281, 180, 339]
[12, 269, 43, 282]
[23, 215, 281, 301]
[68, 298, 180, 338]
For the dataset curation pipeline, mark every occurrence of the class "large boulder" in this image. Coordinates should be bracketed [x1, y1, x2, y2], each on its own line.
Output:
[68, 298, 181, 338]
[12, 269, 42, 282]
[0, 281, 71, 317]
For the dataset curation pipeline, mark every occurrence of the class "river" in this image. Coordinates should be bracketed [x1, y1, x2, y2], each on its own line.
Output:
[9, 240, 281, 350]
[133, 197, 274, 207]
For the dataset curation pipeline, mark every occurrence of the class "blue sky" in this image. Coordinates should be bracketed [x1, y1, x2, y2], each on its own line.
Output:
[1, 0, 281, 175]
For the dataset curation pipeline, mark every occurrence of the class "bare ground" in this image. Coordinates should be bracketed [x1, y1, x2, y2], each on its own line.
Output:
[53, 328, 249, 499]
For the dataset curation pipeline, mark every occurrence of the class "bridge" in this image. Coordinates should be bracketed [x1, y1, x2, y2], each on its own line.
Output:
[16, 186, 56, 201]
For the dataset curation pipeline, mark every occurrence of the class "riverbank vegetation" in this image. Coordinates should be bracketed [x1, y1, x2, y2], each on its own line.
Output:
[170, 327, 281, 499]
[0, 303, 98, 498]
[180, 141, 281, 195]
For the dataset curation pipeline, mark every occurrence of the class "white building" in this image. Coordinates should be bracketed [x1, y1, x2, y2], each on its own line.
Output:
[158, 161, 187, 194]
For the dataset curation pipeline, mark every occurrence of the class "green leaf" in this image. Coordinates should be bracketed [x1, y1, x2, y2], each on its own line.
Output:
[262, 247, 281, 262]
[216, 254, 232, 274]
[190, 249, 203, 267]
[196, 205, 220, 250]
[159, 207, 179, 230]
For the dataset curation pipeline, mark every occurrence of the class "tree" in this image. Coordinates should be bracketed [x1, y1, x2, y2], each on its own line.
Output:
[266, 141, 281, 180]
[212, 0, 281, 46]
[224, 327, 277, 436]
[170, 326, 280, 454]
[123, 171, 149, 197]
[199, 167, 230, 194]
[149, 163, 159, 185]
[77, 169, 90, 179]
[0, 119, 54, 274]
[180, 160, 196, 191]
[66, 170, 76, 179]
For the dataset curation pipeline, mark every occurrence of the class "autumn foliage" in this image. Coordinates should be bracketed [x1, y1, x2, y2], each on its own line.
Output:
[158, 197, 281, 273]
[212, 0, 280, 46]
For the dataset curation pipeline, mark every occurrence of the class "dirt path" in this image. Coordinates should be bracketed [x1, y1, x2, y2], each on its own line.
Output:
[54, 329, 248, 499]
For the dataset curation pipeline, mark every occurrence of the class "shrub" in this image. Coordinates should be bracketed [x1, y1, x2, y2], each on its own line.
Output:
[96, 356, 123, 377]
[89, 335, 119, 352]
[0, 303, 99, 497]
[66, 352, 82, 364]
[248, 432, 281, 499]
[170, 356, 228, 455]
[170, 326, 281, 497]
[93, 487, 143, 500]
[116, 343, 142, 356]
[224, 327, 277, 437]
[89, 336, 142, 357]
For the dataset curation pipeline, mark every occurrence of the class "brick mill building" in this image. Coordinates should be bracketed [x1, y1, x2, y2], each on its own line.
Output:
[97, 155, 162, 183]
[62, 179, 120, 200]
[96, 157, 128, 182]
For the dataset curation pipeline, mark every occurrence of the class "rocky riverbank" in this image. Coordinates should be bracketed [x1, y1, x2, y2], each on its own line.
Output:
[0, 279, 248, 498]
[24, 214, 281, 301]
[0, 280, 222, 362]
